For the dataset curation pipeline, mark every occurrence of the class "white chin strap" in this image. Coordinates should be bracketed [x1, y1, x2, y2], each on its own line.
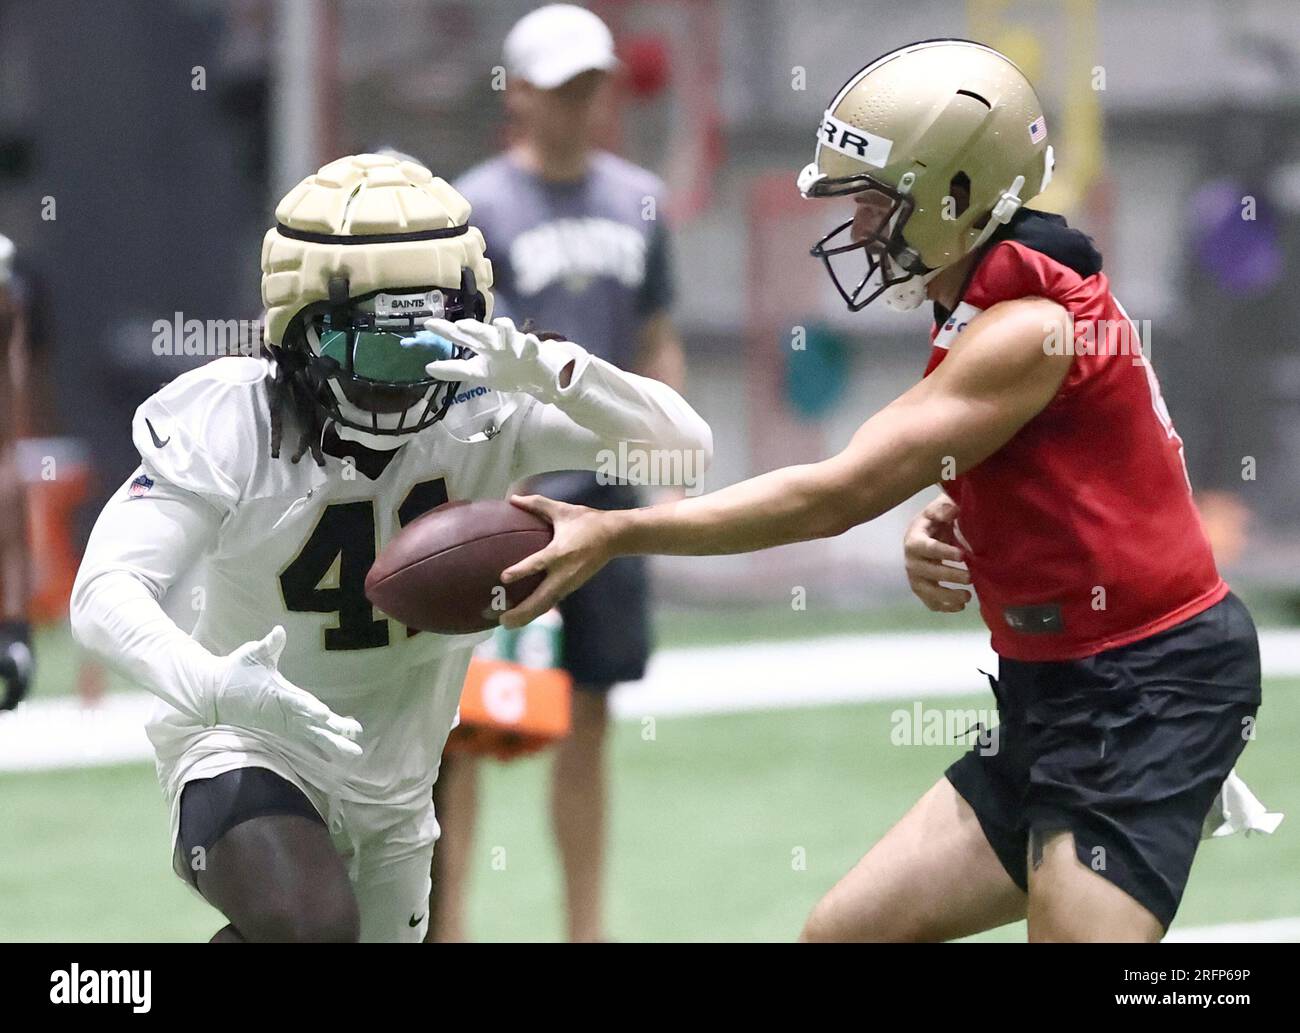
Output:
[882, 166, 1037, 313]
[332, 421, 413, 451]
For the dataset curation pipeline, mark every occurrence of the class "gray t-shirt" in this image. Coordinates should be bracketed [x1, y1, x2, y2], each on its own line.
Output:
[454, 150, 674, 373]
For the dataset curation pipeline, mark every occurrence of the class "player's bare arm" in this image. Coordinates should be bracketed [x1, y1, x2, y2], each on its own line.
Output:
[499, 297, 1071, 626]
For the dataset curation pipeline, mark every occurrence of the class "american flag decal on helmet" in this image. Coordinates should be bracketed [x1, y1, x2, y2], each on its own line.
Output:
[1028, 115, 1047, 144]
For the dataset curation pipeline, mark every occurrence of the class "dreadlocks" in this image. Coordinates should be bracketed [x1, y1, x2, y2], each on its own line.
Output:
[265, 335, 328, 467]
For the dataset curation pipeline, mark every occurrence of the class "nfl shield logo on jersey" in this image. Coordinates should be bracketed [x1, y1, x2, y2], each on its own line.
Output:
[127, 473, 154, 498]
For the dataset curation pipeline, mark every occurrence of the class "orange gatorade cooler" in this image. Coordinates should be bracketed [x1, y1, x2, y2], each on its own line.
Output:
[447, 609, 571, 761]
[18, 438, 93, 623]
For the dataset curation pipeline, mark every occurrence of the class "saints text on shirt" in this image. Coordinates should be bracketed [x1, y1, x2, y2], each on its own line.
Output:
[510, 216, 648, 296]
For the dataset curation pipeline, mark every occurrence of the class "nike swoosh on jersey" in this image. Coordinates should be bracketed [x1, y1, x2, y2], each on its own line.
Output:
[145, 418, 171, 448]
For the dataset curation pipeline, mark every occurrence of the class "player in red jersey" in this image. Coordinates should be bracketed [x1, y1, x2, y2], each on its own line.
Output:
[485, 40, 1267, 941]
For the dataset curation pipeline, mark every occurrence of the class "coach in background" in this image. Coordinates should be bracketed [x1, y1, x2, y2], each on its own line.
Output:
[430, 4, 686, 943]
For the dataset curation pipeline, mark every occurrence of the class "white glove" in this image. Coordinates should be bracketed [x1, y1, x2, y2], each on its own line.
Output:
[422, 317, 589, 406]
[209, 626, 363, 765]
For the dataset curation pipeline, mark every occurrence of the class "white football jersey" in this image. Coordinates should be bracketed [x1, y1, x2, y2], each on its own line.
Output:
[82, 354, 692, 807]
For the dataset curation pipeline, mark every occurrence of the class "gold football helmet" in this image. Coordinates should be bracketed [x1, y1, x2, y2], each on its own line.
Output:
[797, 39, 1055, 311]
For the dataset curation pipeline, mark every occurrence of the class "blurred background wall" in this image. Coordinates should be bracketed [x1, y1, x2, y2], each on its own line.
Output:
[2, 0, 1298, 615]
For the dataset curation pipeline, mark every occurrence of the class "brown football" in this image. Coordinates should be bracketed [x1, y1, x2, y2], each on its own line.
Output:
[365, 500, 552, 634]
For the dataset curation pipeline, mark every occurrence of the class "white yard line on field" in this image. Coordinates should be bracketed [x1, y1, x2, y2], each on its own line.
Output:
[611, 628, 1000, 719]
[0, 691, 158, 773]
[611, 626, 1300, 720]
[4, 628, 1300, 772]
[1164, 916, 1300, 942]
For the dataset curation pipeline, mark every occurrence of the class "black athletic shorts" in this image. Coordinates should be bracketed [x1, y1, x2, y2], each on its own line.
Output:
[176, 767, 324, 886]
[945, 591, 1261, 929]
[534, 472, 652, 690]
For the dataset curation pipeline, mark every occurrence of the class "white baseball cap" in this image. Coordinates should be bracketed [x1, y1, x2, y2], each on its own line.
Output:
[504, 4, 618, 90]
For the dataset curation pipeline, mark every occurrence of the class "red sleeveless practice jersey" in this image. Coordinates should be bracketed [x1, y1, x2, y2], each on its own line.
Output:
[923, 240, 1226, 661]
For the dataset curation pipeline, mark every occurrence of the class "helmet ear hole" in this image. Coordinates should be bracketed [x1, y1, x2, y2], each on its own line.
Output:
[949, 172, 971, 217]
[461, 266, 486, 320]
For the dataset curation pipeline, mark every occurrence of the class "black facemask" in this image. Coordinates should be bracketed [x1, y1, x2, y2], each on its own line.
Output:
[290, 269, 487, 438]
[805, 179, 928, 311]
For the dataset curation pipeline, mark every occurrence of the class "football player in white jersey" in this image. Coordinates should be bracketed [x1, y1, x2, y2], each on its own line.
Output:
[70, 154, 711, 943]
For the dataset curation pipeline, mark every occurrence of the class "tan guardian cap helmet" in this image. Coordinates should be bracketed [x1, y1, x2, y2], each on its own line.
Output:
[797, 39, 1055, 311]
[260, 153, 494, 447]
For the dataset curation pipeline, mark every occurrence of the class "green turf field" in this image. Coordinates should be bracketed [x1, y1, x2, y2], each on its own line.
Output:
[4, 675, 1295, 941]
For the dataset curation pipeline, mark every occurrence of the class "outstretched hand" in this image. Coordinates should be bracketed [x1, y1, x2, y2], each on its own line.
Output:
[211, 626, 364, 765]
[421, 317, 585, 404]
[498, 495, 617, 628]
